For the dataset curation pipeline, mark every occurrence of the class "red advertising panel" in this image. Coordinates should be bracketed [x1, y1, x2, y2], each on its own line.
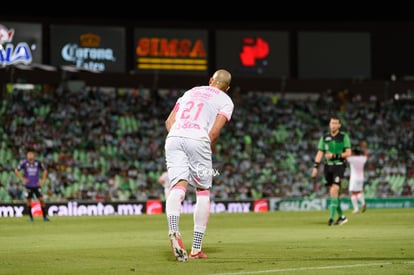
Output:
[31, 201, 43, 217]
[146, 200, 163, 215]
[50, 25, 126, 73]
[215, 30, 289, 78]
[0, 22, 42, 66]
[298, 31, 371, 79]
[254, 199, 269, 212]
[134, 28, 208, 76]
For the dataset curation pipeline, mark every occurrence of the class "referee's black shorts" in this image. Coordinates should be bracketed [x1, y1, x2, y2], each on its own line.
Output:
[324, 164, 346, 186]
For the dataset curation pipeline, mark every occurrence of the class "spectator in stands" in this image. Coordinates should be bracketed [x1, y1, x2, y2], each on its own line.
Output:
[0, 84, 412, 205]
[401, 182, 412, 196]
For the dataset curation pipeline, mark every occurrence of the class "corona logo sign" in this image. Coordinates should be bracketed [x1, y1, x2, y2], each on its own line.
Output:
[60, 32, 116, 71]
[0, 24, 32, 66]
[239, 37, 269, 67]
[136, 37, 207, 71]
[79, 33, 100, 47]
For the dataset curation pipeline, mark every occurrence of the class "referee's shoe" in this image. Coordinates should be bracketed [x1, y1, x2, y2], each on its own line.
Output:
[335, 216, 348, 225]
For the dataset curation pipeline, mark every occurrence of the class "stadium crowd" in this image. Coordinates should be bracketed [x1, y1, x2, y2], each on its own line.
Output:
[0, 85, 413, 203]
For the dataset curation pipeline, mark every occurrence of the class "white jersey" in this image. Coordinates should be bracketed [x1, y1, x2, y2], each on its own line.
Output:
[167, 85, 234, 142]
[347, 155, 367, 191]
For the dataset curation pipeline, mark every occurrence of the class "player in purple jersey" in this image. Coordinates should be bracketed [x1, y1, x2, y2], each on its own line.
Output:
[164, 69, 234, 261]
[15, 149, 50, 222]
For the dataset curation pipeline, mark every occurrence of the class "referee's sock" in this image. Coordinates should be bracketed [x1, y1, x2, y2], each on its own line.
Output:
[329, 198, 338, 219]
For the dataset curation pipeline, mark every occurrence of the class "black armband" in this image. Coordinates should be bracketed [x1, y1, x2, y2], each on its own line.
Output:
[313, 162, 320, 168]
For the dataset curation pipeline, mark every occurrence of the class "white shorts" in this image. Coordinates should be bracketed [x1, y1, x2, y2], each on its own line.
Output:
[349, 178, 364, 192]
[165, 136, 213, 190]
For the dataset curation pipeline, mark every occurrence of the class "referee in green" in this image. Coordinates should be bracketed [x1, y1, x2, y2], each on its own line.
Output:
[312, 116, 352, 226]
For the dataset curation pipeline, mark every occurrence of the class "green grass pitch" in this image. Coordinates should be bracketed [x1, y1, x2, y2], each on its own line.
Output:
[0, 208, 413, 274]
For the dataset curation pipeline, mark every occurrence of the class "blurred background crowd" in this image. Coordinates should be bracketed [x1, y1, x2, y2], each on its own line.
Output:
[0, 85, 413, 203]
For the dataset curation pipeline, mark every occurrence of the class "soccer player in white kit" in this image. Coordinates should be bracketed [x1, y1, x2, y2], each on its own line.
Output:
[347, 144, 368, 213]
[164, 69, 234, 262]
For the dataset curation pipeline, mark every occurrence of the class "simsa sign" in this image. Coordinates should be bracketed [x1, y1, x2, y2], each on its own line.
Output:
[50, 25, 126, 73]
[134, 28, 209, 75]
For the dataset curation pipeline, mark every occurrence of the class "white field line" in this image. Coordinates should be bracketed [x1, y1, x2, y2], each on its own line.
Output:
[210, 262, 393, 275]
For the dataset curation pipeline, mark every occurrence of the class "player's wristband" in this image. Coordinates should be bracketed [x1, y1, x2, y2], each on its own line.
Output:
[313, 162, 320, 168]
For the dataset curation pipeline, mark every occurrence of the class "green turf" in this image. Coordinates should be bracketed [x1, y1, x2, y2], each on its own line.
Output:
[0, 208, 413, 275]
